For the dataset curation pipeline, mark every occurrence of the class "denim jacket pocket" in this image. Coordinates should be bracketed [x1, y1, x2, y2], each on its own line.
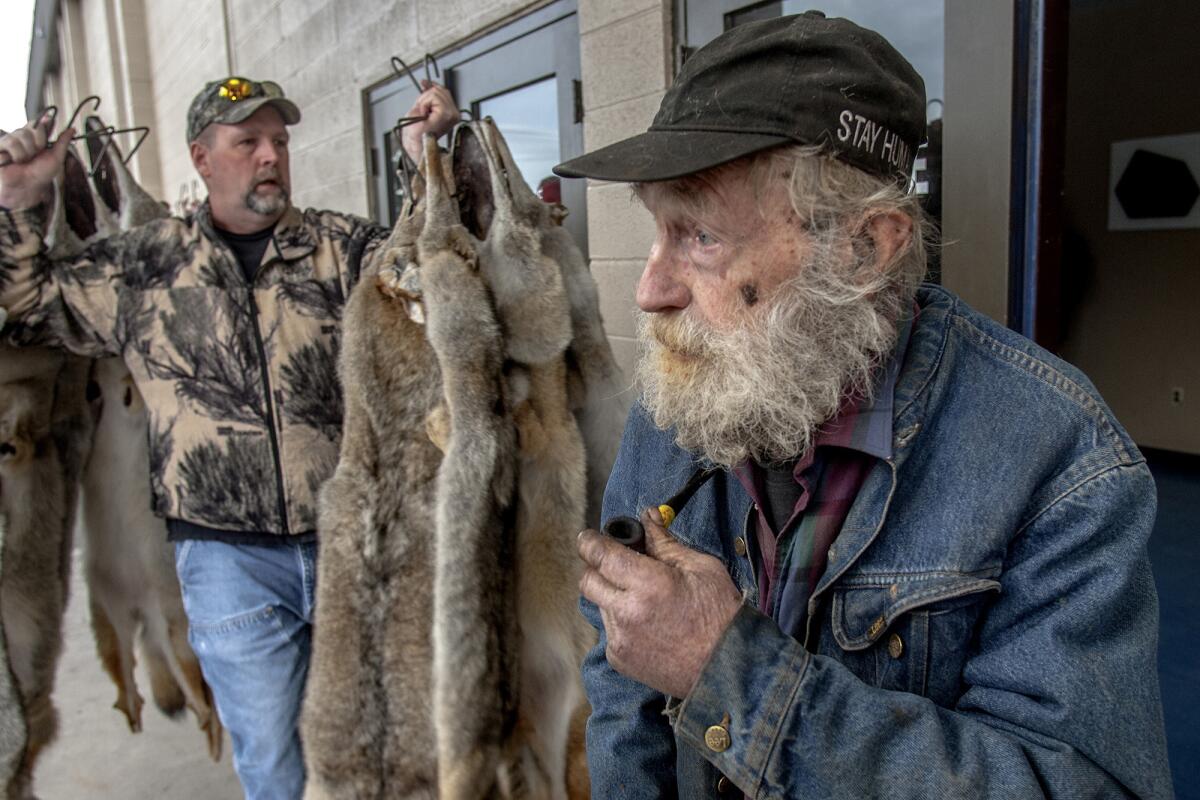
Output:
[827, 575, 1001, 701]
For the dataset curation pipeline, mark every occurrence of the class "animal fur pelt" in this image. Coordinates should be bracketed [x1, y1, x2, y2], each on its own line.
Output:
[421, 135, 521, 798]
[0, 144, 96, 800]
[303, 122, 610, 799]
[302, 163, 444, 799]
[76, 117, 222, 759]
[446, 121, 595, 799]
[0, 124, 221, 799]
[467, 125, 627, 530]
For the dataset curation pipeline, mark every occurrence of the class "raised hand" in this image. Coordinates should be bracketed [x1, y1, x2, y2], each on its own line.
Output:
[0, 112, 73, 210]
[400, 81, 461, 166]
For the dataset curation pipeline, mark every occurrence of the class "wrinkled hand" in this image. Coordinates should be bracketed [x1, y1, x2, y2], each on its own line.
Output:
[0, 112, 71, 210]
[401, 80, 461, 166]
[578, 508, 743, 698]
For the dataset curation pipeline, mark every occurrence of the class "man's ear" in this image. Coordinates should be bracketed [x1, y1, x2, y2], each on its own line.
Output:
[190, 140, 211, 178]
[860, 210, 913, 273]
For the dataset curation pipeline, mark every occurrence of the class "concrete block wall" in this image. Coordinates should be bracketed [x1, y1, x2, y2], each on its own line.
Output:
[224, 0, 543, 216]
[109, 0, 163, 196]
[141, 0, 229, 206]
[577, 0, 672, 382]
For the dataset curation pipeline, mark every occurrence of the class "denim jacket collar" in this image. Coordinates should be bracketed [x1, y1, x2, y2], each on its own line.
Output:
[806, 287, 954, 620]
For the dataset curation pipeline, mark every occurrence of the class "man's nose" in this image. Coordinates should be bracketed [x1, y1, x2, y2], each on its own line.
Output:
[256, 141, 279, 165]
[636, 235, 690, 313]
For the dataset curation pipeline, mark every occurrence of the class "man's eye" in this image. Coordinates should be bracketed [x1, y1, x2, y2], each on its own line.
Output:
[694, 229, 717, 247]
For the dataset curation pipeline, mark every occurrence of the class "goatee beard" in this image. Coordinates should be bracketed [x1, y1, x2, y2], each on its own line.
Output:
[244, 175, 289, 216]
[635, 250, 902, 469]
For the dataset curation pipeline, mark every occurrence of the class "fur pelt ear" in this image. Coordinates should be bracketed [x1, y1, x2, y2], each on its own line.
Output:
[83, 115, 169, 230]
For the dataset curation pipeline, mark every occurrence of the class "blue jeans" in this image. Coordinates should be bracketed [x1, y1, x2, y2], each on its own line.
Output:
[174, 539, 317, 800]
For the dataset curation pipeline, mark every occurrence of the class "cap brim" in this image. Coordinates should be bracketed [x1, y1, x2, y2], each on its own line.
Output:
[553, 129, 791, 182]
[221, 97, 302, 127]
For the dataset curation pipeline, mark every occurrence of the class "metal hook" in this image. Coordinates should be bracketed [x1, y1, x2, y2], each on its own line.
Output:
[60, 95, 102, 139]
[108, 126, 150, 165]
[42, 105, 59, 134]
[391, 115, 427, 216]
[391, 55, 423, 93]
[78, 122, 152, 178]
[423, 52, 441, 83]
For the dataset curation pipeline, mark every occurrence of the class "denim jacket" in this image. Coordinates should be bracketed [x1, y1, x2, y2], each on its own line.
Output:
[582, 285, 1172, 799]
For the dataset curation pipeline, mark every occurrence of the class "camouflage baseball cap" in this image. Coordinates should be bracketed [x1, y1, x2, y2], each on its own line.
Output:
[186, 77, 301, 143]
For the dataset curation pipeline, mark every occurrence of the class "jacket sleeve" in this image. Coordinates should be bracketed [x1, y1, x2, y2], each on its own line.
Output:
[674, 462, 1173, 799]
[0, 206, 124, 358]
[580, 600, 680, 799]
[332, 212, 391, 291]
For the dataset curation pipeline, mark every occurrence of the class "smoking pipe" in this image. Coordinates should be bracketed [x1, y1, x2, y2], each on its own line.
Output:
[602, 467, 718, 553]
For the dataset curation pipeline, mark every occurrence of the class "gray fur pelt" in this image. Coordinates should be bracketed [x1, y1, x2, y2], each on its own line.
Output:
[476, 125, 628, 531]
[302, 169, 445, 799]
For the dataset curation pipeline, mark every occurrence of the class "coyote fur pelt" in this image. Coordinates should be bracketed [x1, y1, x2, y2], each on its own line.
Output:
[304, 125, 605, 799]
[77, 116, 222, 760]
[0, 147, 96, 800]
[0, 129, 220, 800]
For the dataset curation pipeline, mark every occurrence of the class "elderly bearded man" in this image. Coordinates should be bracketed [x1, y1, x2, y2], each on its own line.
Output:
[0, 78, 458, 798]
[556, 12, 1171, 800]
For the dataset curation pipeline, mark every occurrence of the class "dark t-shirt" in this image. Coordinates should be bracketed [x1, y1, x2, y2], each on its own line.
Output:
[760, 459, 804, 536]
[216, 224, 274, 283]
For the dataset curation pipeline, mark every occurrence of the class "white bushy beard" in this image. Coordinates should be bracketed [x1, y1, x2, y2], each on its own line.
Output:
[635, 245, 902, 469]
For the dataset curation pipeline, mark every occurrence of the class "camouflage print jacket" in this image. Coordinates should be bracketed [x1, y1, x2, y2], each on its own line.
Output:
[0, 202, 389, 537]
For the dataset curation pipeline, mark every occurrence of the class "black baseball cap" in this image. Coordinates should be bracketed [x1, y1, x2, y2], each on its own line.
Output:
[187, 77, 301, 143]
[554, 11, 926, 184]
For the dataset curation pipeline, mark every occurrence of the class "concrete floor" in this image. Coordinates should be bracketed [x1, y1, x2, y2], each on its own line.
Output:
[33, 549, 242, 799]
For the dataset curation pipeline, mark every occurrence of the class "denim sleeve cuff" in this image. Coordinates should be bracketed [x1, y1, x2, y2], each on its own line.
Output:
[672, 603, 811, 796]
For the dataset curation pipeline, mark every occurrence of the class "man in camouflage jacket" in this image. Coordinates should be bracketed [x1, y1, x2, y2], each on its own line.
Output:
[0, 76, 459, 799]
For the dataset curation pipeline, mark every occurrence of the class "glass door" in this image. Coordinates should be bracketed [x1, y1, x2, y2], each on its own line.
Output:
[364, 1, 586, 254]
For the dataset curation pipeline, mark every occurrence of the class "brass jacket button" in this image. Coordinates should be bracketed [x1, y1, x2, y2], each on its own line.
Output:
[888, 632, 904, 659]
[705, 713, 732, 752]
[716, 775, 734, 793]
[734, 537, 747, 556]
